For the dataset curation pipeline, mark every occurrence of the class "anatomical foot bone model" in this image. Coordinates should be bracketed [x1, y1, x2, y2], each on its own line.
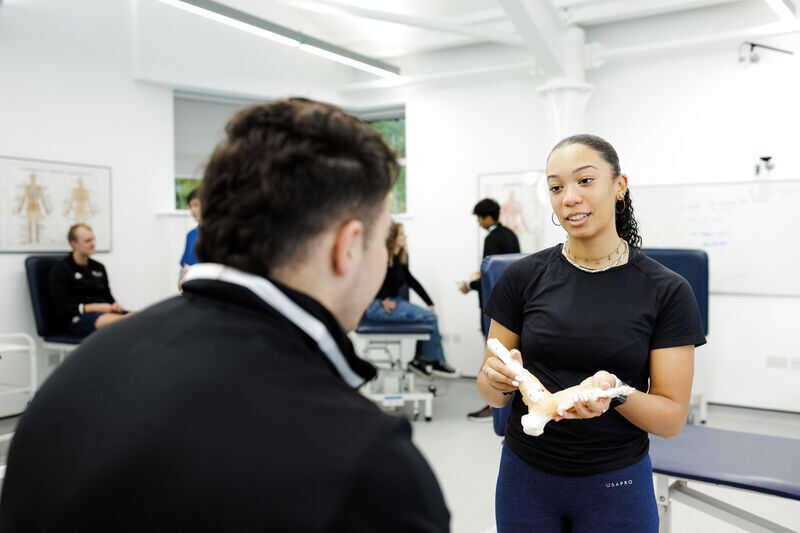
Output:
[487, 338, 636, 436]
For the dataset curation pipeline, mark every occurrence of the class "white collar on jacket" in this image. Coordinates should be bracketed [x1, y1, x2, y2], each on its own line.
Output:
[183, 263, 365, 388]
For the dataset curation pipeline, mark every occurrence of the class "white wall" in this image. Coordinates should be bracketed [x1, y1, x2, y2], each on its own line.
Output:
[365, 30, 800, 410]
[0, 0, 364, 388]
[0, 0, 176, 381]
[4, 0, 796, 411]
[584, 36, 800, 410]
[401, 77, 551, 378]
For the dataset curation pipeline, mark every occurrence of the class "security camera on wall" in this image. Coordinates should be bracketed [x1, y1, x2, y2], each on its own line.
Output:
[739, 41, 794, 64]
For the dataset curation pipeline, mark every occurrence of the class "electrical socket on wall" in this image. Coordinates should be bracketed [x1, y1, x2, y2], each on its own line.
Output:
[766, 355, 788, 369]
[442, 333, 462, 344]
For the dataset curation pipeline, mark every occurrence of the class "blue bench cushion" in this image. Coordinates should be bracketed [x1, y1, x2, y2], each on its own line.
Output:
[356, 320, 434, 335]
[43, 335, 84, 344]
[650, 424, 800, 500]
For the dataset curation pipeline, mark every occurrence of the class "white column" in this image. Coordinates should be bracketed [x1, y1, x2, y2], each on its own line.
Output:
[537, 26, 593, 145]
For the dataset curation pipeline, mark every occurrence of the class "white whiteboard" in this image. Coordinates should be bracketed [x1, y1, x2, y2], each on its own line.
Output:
[632, 179, 800, 296]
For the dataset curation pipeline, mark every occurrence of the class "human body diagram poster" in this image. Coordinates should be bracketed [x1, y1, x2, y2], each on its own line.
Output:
[478, 170, 546, 255]
[0, 156, 111, 252]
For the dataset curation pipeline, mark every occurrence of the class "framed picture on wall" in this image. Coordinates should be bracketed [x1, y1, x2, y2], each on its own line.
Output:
[0, 156, 112, 252]
[477, 170, 547, 255]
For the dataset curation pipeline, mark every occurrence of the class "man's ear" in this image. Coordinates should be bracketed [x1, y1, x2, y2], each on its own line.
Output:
[332, 219, 364, 277]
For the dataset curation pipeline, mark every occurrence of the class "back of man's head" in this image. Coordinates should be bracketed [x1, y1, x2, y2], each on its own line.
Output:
[196, 98, 399, 277]
[472, 198, 500, 221]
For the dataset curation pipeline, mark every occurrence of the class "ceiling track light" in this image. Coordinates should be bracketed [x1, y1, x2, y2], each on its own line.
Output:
[157, 0, 401, 78]
[738, 41, 794, 63]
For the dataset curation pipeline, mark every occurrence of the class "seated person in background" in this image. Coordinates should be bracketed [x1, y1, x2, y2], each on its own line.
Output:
[48, 223, 130, 337]
[178, 187, 201, 286]
[0, 98, 449, 532]
[365, 222, 460, 379]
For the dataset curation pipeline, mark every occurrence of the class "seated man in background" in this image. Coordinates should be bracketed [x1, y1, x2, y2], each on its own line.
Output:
[48, 223, 130, 337]
[0, 98, 449, 532]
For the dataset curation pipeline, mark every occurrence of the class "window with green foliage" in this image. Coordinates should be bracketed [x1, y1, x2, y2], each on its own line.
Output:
[369, 117, 406, 214]
[175, 177, 201, 210]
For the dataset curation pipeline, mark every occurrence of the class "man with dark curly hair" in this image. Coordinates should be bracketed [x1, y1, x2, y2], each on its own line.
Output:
[1, 98, 450, 532]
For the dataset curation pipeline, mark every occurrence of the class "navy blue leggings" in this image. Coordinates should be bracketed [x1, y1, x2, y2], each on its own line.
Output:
[496, 444, 659, 533]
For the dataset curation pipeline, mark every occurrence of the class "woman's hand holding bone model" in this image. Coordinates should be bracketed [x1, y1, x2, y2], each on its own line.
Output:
[481, 348, 548, 395]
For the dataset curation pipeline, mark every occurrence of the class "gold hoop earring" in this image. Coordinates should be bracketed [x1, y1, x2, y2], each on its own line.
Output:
[551, 212, 561, 226]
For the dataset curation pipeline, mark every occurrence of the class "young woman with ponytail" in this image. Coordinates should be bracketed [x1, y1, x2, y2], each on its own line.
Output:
[478, 135, 706, 532]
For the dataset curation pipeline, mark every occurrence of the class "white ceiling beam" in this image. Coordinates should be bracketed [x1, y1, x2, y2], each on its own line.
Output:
[451, 7, 508, 26]
[558, 0, 743, 26]
[339, 60, 536, 92]
[552, 0, 601, 7]
[762, 0, 798, 21]
[284, 0, 523, 46]
[498, 0, 567, 77]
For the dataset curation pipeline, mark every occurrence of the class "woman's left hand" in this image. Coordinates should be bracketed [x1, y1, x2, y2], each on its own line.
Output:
[428, 305, 436, 314]
[557, 371, 616, 420]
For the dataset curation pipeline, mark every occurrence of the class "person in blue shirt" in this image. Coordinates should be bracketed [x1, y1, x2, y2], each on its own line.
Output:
[179, 188, 201, 285]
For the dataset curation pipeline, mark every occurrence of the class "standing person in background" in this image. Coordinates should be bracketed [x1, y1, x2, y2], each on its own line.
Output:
[179, 188, 201, 286]
[365, 222, 460, 379]
[459, 198, 520, 421]
[482, 134, 704, 532]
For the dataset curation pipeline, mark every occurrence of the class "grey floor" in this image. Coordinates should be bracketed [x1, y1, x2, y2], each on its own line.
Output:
[1, 380, 799, 532]
[408, 378, 800, 533]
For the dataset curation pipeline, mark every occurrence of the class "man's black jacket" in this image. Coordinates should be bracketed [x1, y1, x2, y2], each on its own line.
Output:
[0, 276, 450, 532]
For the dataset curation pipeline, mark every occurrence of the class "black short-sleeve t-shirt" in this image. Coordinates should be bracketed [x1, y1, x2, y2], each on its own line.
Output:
[486, 244, 706, 476]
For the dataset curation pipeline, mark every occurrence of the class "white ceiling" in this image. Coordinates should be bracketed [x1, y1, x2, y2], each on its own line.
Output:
[138, 0, 800, 102]
[218, 0, 788, 60]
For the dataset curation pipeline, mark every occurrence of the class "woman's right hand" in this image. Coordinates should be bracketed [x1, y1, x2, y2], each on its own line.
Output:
[481, 349, 524, 393]
[381, 298, 397, 314]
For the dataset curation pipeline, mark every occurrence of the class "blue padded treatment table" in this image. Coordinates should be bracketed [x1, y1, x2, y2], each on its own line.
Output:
[479, 248, 708, 345]
[650, 424, 800, 500]
[650, 424, 800, 532]
[639, 248, 708, 336]
[355, 320, 434, 335]
[480, 253, 528, 337]
[355, 315, 435, 421]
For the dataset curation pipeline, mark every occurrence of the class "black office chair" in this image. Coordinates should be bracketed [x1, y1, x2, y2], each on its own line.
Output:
[24, 255, 83, 361]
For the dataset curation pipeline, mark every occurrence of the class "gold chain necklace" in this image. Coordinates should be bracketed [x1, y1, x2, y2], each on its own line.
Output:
[563, 238, 628, 273]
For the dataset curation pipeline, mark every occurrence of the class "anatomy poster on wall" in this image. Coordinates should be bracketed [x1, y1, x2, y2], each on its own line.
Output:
[0, 156, 111, 252]
[478, 170, 547, 255]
